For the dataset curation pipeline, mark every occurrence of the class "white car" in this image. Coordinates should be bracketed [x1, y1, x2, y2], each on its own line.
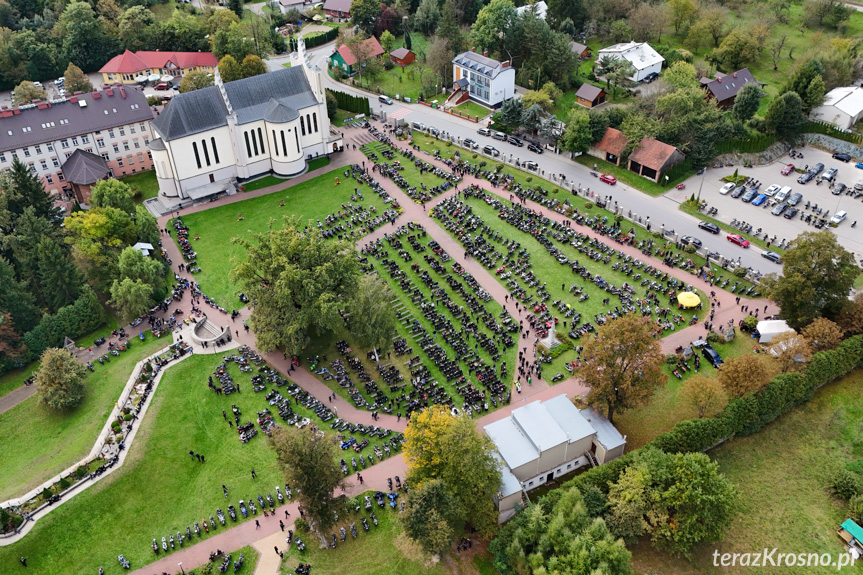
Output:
[764, 184, 781, 197]
[720, 182, 736, 195]
[830, 210, 847, 225]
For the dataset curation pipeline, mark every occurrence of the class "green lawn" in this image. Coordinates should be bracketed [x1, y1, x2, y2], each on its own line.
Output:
[0, 332, 167, 501]
[243, 175, 288, 192]
[169, 167, 393, 306]
[453, 100, 492, 120]
[282, 62, 292, 68]
[0, 365, 39, 399]
[572, 155, 693, 197]
[307, 156, 331, 171]
[121, 171, 160, 204]
[631, 368, 863, 574]
[853, 272, 863, 290]
[362, 34, 437, 101]
[332, 108, 356, 127]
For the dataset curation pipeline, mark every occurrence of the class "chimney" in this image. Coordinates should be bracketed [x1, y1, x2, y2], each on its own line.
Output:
[483, 51, 488, 57]
[502, 60, 510, 68]
[93, 92, 101, 99]
[106, 89, 114, 96]
[120, 88, 126, 99]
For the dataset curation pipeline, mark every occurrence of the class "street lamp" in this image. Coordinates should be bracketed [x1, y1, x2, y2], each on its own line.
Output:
[179, 562, 185, 575]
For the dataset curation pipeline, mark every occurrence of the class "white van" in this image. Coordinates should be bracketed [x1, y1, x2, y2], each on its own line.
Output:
[378, 95, 393, 105]
[775, 186, 792, 202]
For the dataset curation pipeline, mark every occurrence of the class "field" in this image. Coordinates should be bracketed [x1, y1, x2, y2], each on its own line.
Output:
[121, 171, 160, 203]
[453, 100, 492, 120]
[360, 34, 437, 101]
[631, 369, 863, 574]
[572, 154, 692, 197]
[0, 332, 166, 501]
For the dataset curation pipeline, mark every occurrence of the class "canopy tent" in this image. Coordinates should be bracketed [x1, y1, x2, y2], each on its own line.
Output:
[756, 319, 795, 343]
[160, 75, 174, 83]
[134, 75, 148, 83]
[147, 73, 161, 82]
[677, 292, 700, 308]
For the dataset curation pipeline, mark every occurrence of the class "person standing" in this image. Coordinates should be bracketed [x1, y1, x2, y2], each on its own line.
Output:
[251, 469, 257, 479]
[280, 520, 285, 532]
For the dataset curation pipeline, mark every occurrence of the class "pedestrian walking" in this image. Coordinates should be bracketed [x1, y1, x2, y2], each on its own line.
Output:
[251, 469, 257, 479]
[285, 509, 290, 519]
[189, 450, 195, 460]
[223, 485, 228, 498]
[280, 520, 285, 531]
[274, 546, 279, 556]
[255, 519, 260, 529]
[223, 410, 227, 420]
[20, 557, 26, 567]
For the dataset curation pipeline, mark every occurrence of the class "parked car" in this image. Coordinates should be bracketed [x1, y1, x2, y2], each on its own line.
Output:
[720, 182, 736, 194]
[412, 121, 426, 131]
[831, 210, 848, 225]
[527, 143, 543, 154]
[730, 185, 746, 198]
[823, 167, 838, 181]
[761, 250, 782, 263]
[599, 174, 617, 185]
[507, 136, 523, 147]
[741, 189, 757, 203]
[832, 152, 851, 162]
[781, 163, 795, 175]
[477, 127, 491, 136]
[771, 202, 789, 216]
[698, 221, 720, 234]
[701, 345, 724, 367]
[154, 83, 170, 91]
[832, 182, 847, 195]
[784, 207, 798, 219]
[764, 184, 781, 196]
[523, 160, 539, 171]
[680, 235, 702, 248]
[787, 192, 803, 206]
[482, 145, 499, 157]
[856, 161, 863, 169]
[810, 162, 825, 175]
[855, 179, 863, 191]
[642, 72, 659, 83]
[378, 95, 393, 105]
[428, 126, 440, 136]
[491, 131, 507, 141]
[774, 186, 791, 202]
[752, 193, 768, 206]
[797, 172, 815, 184]
[727, 233, 750, 247]
[54, 78, 64, 85]
[463, 138, 479, 149]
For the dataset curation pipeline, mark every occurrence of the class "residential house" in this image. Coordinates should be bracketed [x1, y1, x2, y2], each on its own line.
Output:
[323, 0, 352, 21]
[389, 48, 415, 68]
[278, 0, 308, 13]
[99, 50, 218, 85]
[700, 68, 761, 108]
[515, 0, 547, 19]
[484, 396, 626, 521]
[570, 41, 590, 59]
[451, 51, 516, 108]
[148, 38, 341, 204]
[810, 86, 863, 130]
[60, 149, 111, 203]
[330, 36, 385, 76]
[0, 86, 155, 204]
[589, 127, 627, 166]
[596, 41, 664, 83]
[575, 84, 606, 108]
[627, 137, 685, 182]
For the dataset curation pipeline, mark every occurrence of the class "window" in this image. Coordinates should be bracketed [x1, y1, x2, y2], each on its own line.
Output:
[22, 127, 31, 133]
[244, 132, 252, 158]
[57, 172, 64, 181]
[210, 137, 219, 164]
[97, 139, 105, 148]
[61, 139, 69, 149]
[193, 142, 201, 169]
[147, 151, 152, 160]
[40, 160, 47, 170]
[35, 145, 41, 154]
[27, 162, 35, 172]
[306, 114, 311, 136]
[11, 151, 17, 159]
[82, 135, 89, 144]
[123, 142, 130, 151]
[71, 137, 78, 146]
[133, 141, 140, 149]
[119, 127, 125, 136]
[272, 130, 278, 156]
[201, 139, 211, 166]
[140, 123, 146, 132]
[47, 144, 53, 151]
[528, 481, 534, 487]
[294, 128, 300, 154]
[59, 119, 68, 125]
[257, 128, 264, 155]
[144, 139, 149, 146]
[280, 130, 287, 157]
[251, 131, 259, 156]
[300, 116, 306, 136]
[101, 154, 110, 161]
[137, 153, 144, 163]
[117, 158, 123, 167]
[65, 152, 71, 159]
[45, 174, 53, 184]
[52, 157, 59, 167]
[130, 126, 136, 134]
[108, 129, 115, 138]
[23, 148, 30, 157]
[0, 153, 5, 162]
[113, 144, 119, 153]
[313, 113, 318, 133]
[128, 155, 135, 165]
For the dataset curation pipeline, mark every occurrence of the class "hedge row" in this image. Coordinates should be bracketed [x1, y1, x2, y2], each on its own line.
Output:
[562, 334, 863, 495]
[289, 28, 337, 51]
[326, 88, 370, 115]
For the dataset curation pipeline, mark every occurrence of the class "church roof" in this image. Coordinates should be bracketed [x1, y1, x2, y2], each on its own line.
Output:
[263, 98, 300, 123]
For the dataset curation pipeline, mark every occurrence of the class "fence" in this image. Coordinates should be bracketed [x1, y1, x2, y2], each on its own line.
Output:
[288, 28, 337, 51]
[804, 120, 863, 145]
[714, 134, 776, 155]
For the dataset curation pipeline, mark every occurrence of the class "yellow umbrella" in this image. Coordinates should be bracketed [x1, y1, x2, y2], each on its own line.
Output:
[677, 292, 700, 308]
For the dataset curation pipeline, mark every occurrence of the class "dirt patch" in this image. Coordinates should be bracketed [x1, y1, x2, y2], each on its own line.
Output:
[393, 530, 426, 563]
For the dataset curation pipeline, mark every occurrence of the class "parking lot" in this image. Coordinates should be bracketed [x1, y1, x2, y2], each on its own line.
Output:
[689, 146, 863, 259]
[0, 70, 177, 108]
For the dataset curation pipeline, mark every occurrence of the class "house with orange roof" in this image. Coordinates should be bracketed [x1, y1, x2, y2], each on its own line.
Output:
[99, 50, 219, 85]
[329, 37, 385, 76]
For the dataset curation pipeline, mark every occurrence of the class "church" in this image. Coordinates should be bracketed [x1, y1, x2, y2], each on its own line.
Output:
[149, 39, 343, 201]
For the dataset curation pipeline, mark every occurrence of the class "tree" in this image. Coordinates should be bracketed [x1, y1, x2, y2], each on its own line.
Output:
[227, 0, 243, 18]
[230, 217, 359, 356]
[63, 62, 92, 93]
[770, 332, 811, 373]
[662, 60, 697, 90]
[90, 179, 135, 214]
[470, 0, 517, 56]
[0, 312, 24, 367]
[764, 91, 806, 139]
[520, 89, 553, 112]
[344, 32, 375, 85]
[628, 2, 667, 43]
[686, 7, 728, 49]
[36, 347, 87, 411]
[426, 35, 454, 85]
[56, 1, 117, 73]
[351, 0, 382, 35]
[761, 231, 858, 329]
[271, 426, 344, 541]
[401, 479, 457, 555]
[218, 54, 243, 83]
[669, 0, 697, 34]
[498, 97, 522, 127]
[117, 245, 162, 289]
[118, 6, 154, 52]
[348, 276, 396, 362]
[607, 60, 636, 97]
[770, 35, 787, 71]
[240, 54, 267, 79]
[325, 90, 337, 120]
[109, 277, 153, 322]
[12, 80, 46, 105]
[838, 293, 863, 336]
[716, 354, 772, 397]
[414, 0, 441, 34]
[679, 375, 728, 418]
[64, 206, 137, 291]
[135, 205, 160, 247]
[379, 30, 395, 53]
[375, 5, 400, 37]
[437, 0, 465, 52]
[521, 104, 544, 133]
[36, 237, 82, 313]
[711, 30, 758, 70]
[3, 157, 56, 224]
[581, 314, 665, 424]
[803, 0, 851, 29]
[560, 108, 591, 154]
[179, 70, 214, 93]
[731, 83, 761, 123]
[404, 408, 501, 536]
[799, 317, 843, 353]
[608, 19, 632, 44]
[0, 257, 41, 334]
[803, 74, 826, 112]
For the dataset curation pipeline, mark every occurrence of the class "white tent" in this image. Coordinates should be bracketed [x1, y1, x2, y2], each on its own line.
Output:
[133, 242, 155, 257]
[756, 319, 795, 343]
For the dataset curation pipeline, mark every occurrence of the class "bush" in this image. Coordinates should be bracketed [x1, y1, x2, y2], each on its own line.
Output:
[479, 161, 487, 168]
[495, 163, 504, 172]
[146, 95, 163, 107]
[75, 466, 88, 478]
[684, 244, 697, 254]
[830, 468, 863, 500]
[383, 59, 394, 70]
[584, 202, 593, 209]
[706, 330, 722, 344]
[666, 354, 679, 364]
[111, 421, 121, 432]
[472, 154, 478, 159]
[294, 518, 309, 533]
[58, 476, 70, 490]
[123, 413, 133, 421]
[849, 494, 863, 524]
[733, 266, 748, 277]
[579, 484, 607, 518]
[742, 315, 758, 330]
[526, 177, 533, 182]
[41, 487, 53, 500]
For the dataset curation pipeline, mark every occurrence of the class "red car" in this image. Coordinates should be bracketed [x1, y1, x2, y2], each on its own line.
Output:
[726, 234, 750, 248]
[154, 82, 170, 91]
[599, 174, 616, 185]
[781, 163, 795, 175]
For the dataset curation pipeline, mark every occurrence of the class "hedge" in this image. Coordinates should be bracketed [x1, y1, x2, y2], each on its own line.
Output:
[288, 28, 338, 51]
[326, 88, 370, 115]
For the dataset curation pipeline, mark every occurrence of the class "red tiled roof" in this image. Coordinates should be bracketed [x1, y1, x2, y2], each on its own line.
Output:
[629, 137, 682, 170]
[99, 50, 219, 74]
[336, 37, 384, 67]
[595, 127, 627, 156]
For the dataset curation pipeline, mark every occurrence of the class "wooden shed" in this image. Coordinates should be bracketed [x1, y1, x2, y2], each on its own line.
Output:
[389, 47, 415, 68]
[575, 84, 606, 108]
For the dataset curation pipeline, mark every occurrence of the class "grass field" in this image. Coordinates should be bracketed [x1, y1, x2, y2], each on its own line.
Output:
[363, 34, 435, 101]
[121, 171, 160, 203]
[631, 368, 863, 574]
[169, 167, 393, 306]
[454, 100, 492, 120]
[0, 332, 166, 501]
[331, 108, 356, 127]
[0, 365, 39, 399]
[572, 154, 693, 197]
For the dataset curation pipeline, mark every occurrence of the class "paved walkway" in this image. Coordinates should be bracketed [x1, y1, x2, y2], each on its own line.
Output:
[0, 384, 36, 416]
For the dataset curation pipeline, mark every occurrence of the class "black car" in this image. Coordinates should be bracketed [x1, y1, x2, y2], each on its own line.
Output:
[527, 143, 543, 154]
[698, 221, 720, 234]
[783, 207, 798, 219]
[797, 172, 815, 184]
[832, 182, 847, 196]
[523, 160, 539, 171]
[810, 162, 825, 175]
[702, 345, 724, 367]
[507, 136, 524, 147]
[680, 235, 703, 248]
[771, 202, 789, 216]
[730, 185, 746, 198]
[741, 189, 757, 203]
[787, 192, 803, 206]
[642, 72, 659, 83]
[832, 152, 852, 162]
[761, 250, 783, 263]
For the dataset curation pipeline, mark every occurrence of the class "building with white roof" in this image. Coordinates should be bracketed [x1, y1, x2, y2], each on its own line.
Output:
[810, 87, 863, 130]
[596, 41, 664, 82]
[451, 51, 516, 107]
[484, 395, 626, 520]
[515, 0, 547, 19]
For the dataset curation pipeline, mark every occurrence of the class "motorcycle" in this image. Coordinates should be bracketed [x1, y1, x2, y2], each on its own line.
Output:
[217, 508, 227, 525]
[228, 505, 238, 521]
[675, 184, 686, 190]
[117, 555, 130, 569]
[296, 537, 306, 551]
[276, 487, 284, 503]
[162, 537, 167, 552]
[152, 539, 159, 555]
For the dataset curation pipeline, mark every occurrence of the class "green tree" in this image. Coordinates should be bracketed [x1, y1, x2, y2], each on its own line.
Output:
[803, 74, 826, 112]
[240, 54, 267, 78]
[803, 0, 851, 28]
[271, 426, 345, 542]
[520, 89, 553, 112]
[227, 0, 243, 18]
[761, 231, 858, 329]
[12, 80, 46, 105]
[437, 0, 465, 52]
[801, 317, 844, 352]
[838, 293, 863, 336]
[547, 0, 586, 30]
[711, 30, 759, 70]
[400, 479, 458, 555]
[63, 62, 93, 93]
[56, 0, 117, 72]
[2, 158, 57, 224]
[731, 83, 762, 123]
[608, 20, 632, 44]
[379, 30, 395, 53]
[560, 108, 591, 154]
[764, 91, 806, 139]
[663, 61, 697, 90]
[470, 0, 517, 57]
[717, 354, 773, 397]
[36, 236, 82, 313]
[64, 207, 137, 291]
[686, 7, 728, 49]
[135, 205, 160, 247]
[325, 90, 337, 119]
[351, 0, 382, 36]
[498, 97, 522, 127]
[36, 347, 87, 411]
[117, 246, 162, 289]
[414, 0, 441, 34]
[628, 2, 667, 43]
[230, 216, 360, 355]
[218, 54, 243, 83]
[90, 179, 135, 214]
[0, 257, 41, 334]
[179, 70, 214, 93]
[348, 275, 396, 363]
[679, 375, 728, 418]
[426, 34, 454, 85]
[118, 6, 154, 52]
[521, 103, 544, 132]
[109, 277, 152, 322]
[581, 314, 664, 424]
[669, 0, 698, 34]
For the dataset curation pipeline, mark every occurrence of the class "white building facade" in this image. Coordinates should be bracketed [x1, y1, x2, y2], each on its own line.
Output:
[596, 41, 664, 82]
[149, 39, 342, 200]
[452, 51, 516, 108]
[809, 87, 863, 130]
